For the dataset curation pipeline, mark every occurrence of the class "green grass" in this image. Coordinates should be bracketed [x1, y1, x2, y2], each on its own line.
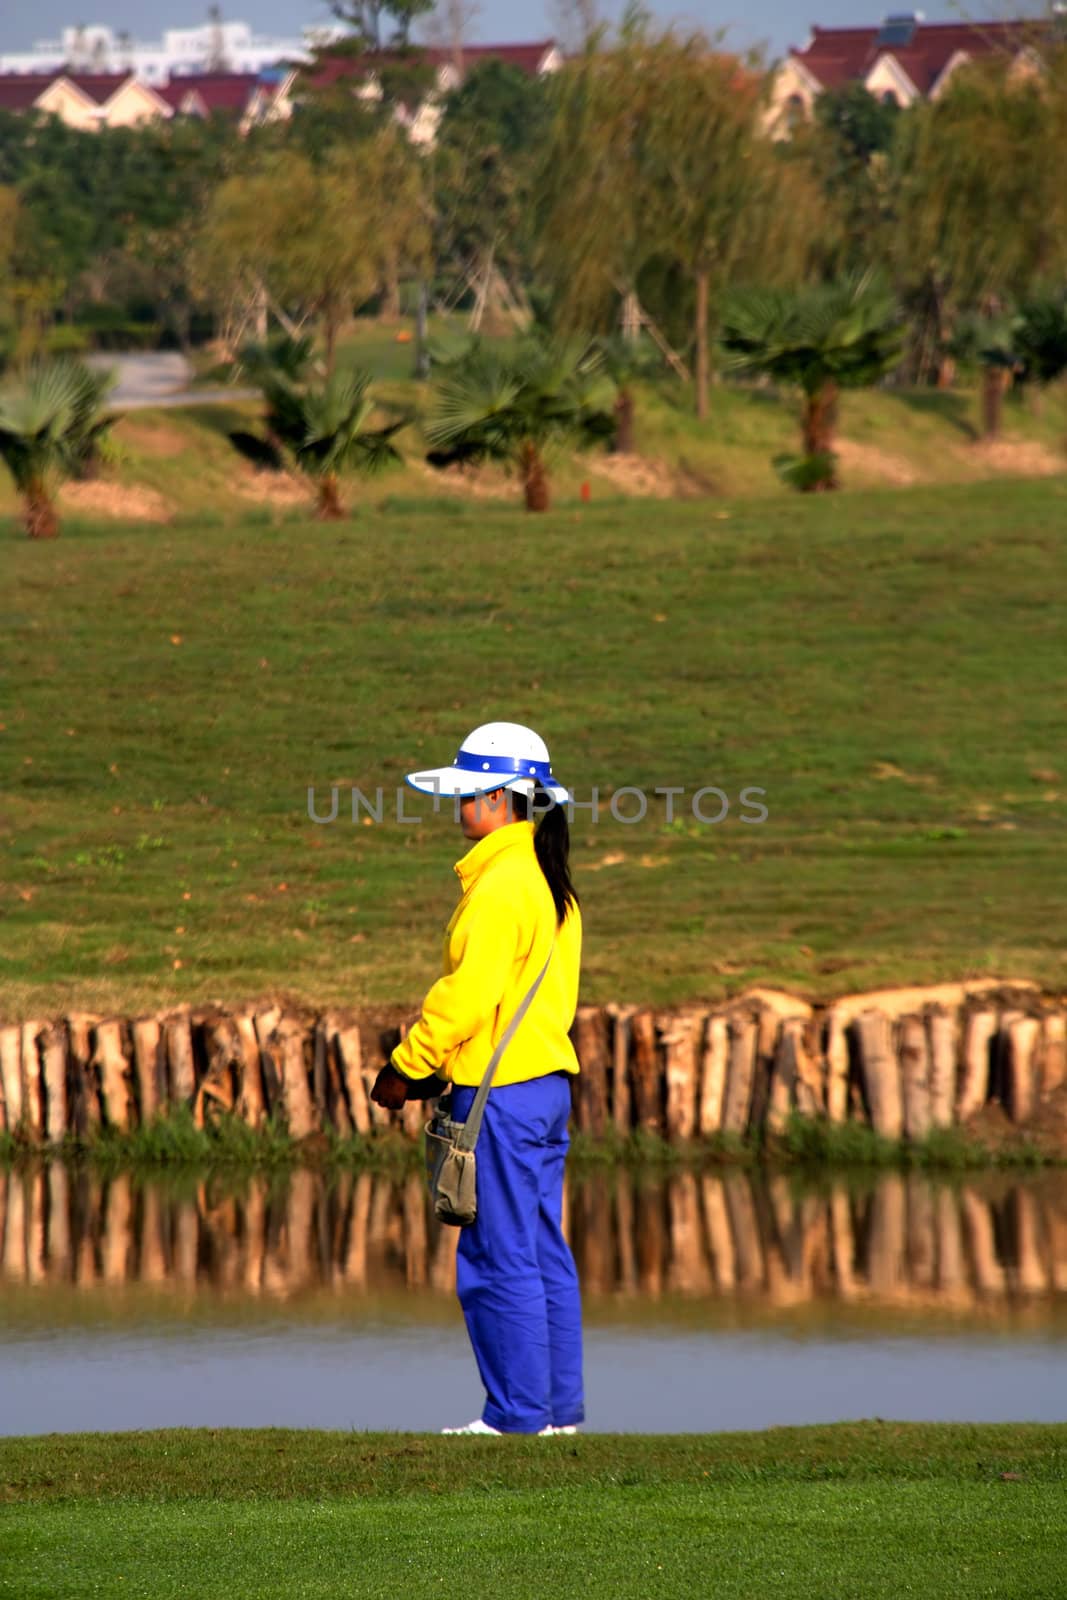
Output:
[1, 1107, 1057, 1173]
[1, 1426, 1065, 1598]
[2, 478, 1066, 1016]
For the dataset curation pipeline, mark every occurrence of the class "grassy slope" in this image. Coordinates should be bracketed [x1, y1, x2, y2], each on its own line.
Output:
[2, 1426, 1065, 1599]
[2, 314, 1066, 523]
[2, 479, 1066, 1018]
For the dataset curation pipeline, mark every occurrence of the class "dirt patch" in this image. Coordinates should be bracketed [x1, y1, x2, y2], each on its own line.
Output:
[587, 452, 679, 497]
[60, 481, 173, 522]
[836, 439, 921, 487]
[965, 438, 1066, 477]
[234, 469, 310, 508]
[115, 419, 188, 458]
[586, 452, 719, 499]
[415, 459, 513, 501]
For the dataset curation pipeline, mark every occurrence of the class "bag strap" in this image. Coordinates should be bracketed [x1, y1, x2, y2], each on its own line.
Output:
[454, 937, 556, 1153]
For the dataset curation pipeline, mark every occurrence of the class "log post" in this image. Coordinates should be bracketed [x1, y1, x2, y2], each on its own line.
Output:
[853, 1009, 902, 1138]
[333, 1025, 372, 1135]
[605, 1003, 636, 1136]
[232, 1013, 267, 1129]
[39, 1023, 68, 1145]
[898, 1013, 931, 1140]
[196, 1018, 240, 1127]
[318, 1016, 352, 1137]
[925, 1004, 958, 1128]
[699, 1014, 728, 1136]
[311, 1019, 329, 1123]
[66, 1014, 101, 1136]
[793, 1019, 824, 1118]
[957, 1007, 997, 1122]
[20, 1023, 45, 1139]
[91, 1020, 133, 1132]
[271, 1015, 317, 1140]
[252, 1006, 282, 1117]
[0, 1025, 23, 1133]
[629, 1008, 662, 1134]
[1004, 1014, 1041, 1124]
[572, 1005, 610, 1138]
[661, 1009, 703, 1143]
[721, 1010, 758, 1136]
[748, 1006, 781, 1135]
[823, 1007, 850, 1124]
[131, 1017, 164, 1126]
[1040, 1012, 1066, 1097]
[165, 1012, 197, 1109]
[765, 1020, 798, 1136]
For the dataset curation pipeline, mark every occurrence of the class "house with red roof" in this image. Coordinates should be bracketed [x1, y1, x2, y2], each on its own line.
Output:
[0, 70, 172, 129]
[158, 71, 291, 129]
[0, 66, 291, 131]
[298, 39, 562, 146]
[768, 13, 1051, 134]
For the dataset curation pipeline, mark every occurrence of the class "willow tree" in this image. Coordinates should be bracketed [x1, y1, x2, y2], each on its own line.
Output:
[537, 23, 819, 418]
[887, 56, 1067, 385]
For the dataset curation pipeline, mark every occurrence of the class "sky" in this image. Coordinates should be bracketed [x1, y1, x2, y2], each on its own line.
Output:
[0, 1, 1008, 65]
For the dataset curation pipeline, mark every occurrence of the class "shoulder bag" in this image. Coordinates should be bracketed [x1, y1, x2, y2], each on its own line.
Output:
[424, 939, 555, 1227]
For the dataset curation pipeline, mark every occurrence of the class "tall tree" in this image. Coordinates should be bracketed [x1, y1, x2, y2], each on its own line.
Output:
[197, 135, 429, 372]
[538, 23, 818, 418]
[887, 57, 1067, 384]
[330, 0, 435, 49]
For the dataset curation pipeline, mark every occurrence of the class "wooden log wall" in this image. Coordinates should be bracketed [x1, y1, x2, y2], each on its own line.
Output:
[1, 1165, 1065, 1311]
[0, 981, 1064, 1146]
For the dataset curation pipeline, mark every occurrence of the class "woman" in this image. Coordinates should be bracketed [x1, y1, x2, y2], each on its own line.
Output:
[371, 720, 584, 1436]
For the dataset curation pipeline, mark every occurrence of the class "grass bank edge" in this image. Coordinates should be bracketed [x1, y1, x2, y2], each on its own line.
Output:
[0, 1107, 1058, 1174]
[2, 1421, 1066, 1504]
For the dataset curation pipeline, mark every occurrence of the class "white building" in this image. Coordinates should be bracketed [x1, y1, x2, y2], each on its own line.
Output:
[0, 18, 345, 86]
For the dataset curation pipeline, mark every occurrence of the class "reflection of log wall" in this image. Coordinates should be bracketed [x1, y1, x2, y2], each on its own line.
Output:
[2, 1165, 1066, 1313]
[0, 981, 1064, 1145]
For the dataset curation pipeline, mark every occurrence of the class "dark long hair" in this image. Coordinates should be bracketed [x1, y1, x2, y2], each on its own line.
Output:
[511, 786, 579, 927]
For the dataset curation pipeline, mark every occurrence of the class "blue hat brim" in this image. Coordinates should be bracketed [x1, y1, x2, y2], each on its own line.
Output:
[405, 766, 570, 804]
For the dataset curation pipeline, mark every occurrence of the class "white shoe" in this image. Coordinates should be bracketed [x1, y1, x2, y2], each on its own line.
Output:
[441, 1419, 501, 1436]
[539, 1424, 578, 1435]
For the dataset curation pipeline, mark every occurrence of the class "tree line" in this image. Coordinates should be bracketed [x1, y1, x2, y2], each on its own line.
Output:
[3, 12, 1067, 525]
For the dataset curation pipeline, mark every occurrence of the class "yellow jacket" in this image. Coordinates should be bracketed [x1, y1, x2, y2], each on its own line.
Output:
[390, 820, 582, 1088]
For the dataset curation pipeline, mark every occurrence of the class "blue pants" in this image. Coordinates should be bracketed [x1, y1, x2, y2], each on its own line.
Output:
[449, 1070, 585, 1434]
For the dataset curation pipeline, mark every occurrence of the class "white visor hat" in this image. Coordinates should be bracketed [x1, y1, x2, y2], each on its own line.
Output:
[405, 721, 570, 804]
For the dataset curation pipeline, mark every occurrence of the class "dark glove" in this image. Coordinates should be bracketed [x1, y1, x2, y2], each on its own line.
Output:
[370, 1063, 411, 1110]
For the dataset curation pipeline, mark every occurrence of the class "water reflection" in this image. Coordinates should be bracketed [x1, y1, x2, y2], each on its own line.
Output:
[2, 1164, 1066, 1319]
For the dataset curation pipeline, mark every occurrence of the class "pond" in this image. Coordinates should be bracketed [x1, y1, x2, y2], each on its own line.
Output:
[2, 1164, 1066, 1435]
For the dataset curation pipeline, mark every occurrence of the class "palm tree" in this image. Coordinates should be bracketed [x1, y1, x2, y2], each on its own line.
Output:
[950, 309, 1021, 441]
[258, 366, 407, 519]
[595, 332, 663, 454]
[425, 338, 616, 511]
[719, 273, 902, 491]
[0, 359, 116, 538]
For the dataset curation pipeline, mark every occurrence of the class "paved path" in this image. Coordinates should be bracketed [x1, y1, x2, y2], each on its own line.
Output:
[87, 351, 255, 409]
